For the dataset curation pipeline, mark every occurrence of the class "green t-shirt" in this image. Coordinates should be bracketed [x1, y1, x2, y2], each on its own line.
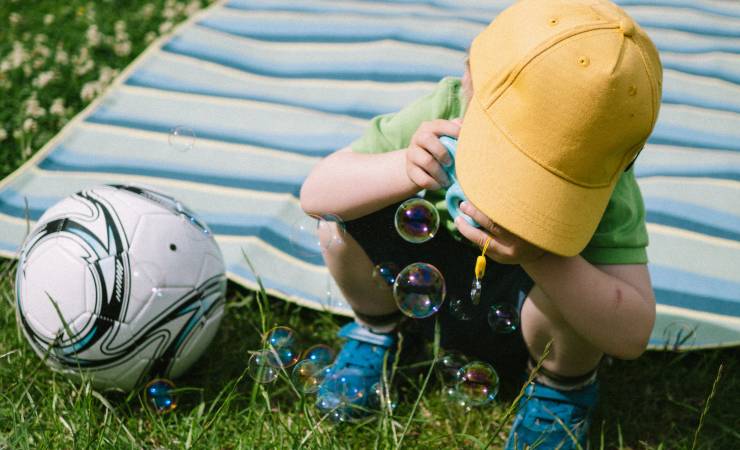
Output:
[351, 77, 649, 265]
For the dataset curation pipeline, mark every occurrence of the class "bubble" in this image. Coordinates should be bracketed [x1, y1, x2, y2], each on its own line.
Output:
[168, 126, 196, 152]
[290, 213, 345, 259]
[144, 379, 177, 413]
[394, 198, 440, 244]
[372, 262, 400, 288]
[291, 359, 331, 394]
[368, 381, 396, 411]
[488, 303, 519, 334]
[662, 321, 697, 350]
[392, 262, 446, 318]
[303, 344, 335, 367]
[263, 326, 300, 368]
[438, 350, 469, 386]
[470, 278, 482, 305]
[454, 361, 499, 407]
[247, 350, 279, 383]
[449, 297, 474, 321]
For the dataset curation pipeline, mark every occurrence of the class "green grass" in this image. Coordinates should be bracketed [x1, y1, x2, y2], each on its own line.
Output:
[0, 2, 738, 449]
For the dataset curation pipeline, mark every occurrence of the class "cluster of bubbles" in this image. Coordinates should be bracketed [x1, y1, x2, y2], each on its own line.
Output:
[246, 326, 337, 396]
[437, 351, 499, 408]
[143, 378, 177, 414]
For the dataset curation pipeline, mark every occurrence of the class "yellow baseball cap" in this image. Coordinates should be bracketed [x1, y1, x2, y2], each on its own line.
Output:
[456, 0, 662, 257]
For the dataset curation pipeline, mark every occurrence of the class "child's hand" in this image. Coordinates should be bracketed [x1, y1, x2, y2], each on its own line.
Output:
[456, 201, 546, 265]
[405, 119, 461, 190]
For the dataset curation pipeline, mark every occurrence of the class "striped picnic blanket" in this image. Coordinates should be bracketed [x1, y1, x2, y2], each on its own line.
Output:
[1, 0, 738, 349]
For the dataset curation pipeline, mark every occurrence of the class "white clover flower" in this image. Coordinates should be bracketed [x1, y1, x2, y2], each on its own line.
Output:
[75, 59, 94, 76]
[43, 14, 54, 25]
[55, 47, 69, 65]
[9, 12, 21, 26]
[141, 4, 156, 19]
[159, 21, 174, 34]
[32, 70, 55, 88]
[0, 60, 10, 73]
[25, 96, 46, 118]
[98, 66, 119, 84]
[115, 20, 126, 35]
[114, 41, 132, 57]
[86, 25, 102, 47]
[185, 1, 202, 16]
[22, 118, 37, 133]
[50, 98, 66, 116]
[80, 81, 102, 101]
[9, 41, 28, 69]
[144, 31, 157, 44]
[0, 128, 7, 142]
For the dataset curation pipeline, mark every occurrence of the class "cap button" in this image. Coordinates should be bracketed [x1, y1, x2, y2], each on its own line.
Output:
[619, 19, 635, 37]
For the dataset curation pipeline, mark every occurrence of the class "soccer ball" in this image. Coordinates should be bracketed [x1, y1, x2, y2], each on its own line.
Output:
[15, 184, 227, 391]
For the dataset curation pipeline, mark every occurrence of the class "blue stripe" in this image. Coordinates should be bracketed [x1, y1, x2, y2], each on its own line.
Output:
[644, 197, 740, 241]
[37, 152, 304, 196]
[83, 116, 352, 158]
[161, 27, 461, 84]
[647, 212, 740, 242]
[635, 166, 740, 181]
[662, 54, 740, 86]
[655, 288, 740, 316]
[650, 265, 740, 306]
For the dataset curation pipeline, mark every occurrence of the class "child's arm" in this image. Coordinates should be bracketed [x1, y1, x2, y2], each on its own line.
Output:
[300, 119, 459, 220]
[456, 202, 655, 360]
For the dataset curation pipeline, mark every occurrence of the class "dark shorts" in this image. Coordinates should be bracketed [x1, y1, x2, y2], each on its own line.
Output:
[343, 201, 534, 382]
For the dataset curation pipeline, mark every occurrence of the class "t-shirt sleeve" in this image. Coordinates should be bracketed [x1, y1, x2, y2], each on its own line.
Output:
[580, 168, 649, 265]
[351, 78, 460, 154]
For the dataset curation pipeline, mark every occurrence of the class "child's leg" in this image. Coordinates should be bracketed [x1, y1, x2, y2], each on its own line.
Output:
[321, 221, 398, 318]
[520, 285, 603, 377]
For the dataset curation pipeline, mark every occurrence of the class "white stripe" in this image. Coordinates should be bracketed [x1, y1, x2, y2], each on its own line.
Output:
[117, 84, 370, 126]
[647, 222, 740, 251]
[656, 303, 740, 327]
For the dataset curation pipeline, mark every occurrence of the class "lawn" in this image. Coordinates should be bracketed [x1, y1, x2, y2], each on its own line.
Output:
[0, 1, 738, 449]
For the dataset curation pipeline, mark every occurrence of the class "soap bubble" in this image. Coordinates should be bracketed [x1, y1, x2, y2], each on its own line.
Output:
[488, 303, 519, 334]
[290, 213, 345, 259]
[247, 350, 280, 383]
[263, 326, 300, 368]
[393, 262, 446, 318]
[438, 350, 469, 386]
[454, 361, 499, 407]
[662, 321, 697, 350]
[168, 126, 196, 152]
[449, 297, 474, 321]
[303, 344, 335, 367]
[291, 359, 331, 394]
[470, 278, 482, 305]
[394, 198, 440, 243]
[144, 379, 177, 414]
[372, 262, 400, 288]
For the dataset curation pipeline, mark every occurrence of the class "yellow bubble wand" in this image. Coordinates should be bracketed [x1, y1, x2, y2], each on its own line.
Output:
[470, 236, 492, 305]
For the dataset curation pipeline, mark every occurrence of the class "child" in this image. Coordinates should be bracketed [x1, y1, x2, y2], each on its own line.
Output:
[300, 0, 661, 447]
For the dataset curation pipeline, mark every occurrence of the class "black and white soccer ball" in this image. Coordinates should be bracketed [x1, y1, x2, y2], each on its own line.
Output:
[15, 184, 227, 391]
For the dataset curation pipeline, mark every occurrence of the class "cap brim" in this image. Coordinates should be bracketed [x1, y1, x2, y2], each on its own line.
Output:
[456, 98, 616, 257]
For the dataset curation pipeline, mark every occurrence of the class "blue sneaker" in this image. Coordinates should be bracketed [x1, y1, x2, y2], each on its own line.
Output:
[316, 322, 396, 421]
[505, 380, 598, 450]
